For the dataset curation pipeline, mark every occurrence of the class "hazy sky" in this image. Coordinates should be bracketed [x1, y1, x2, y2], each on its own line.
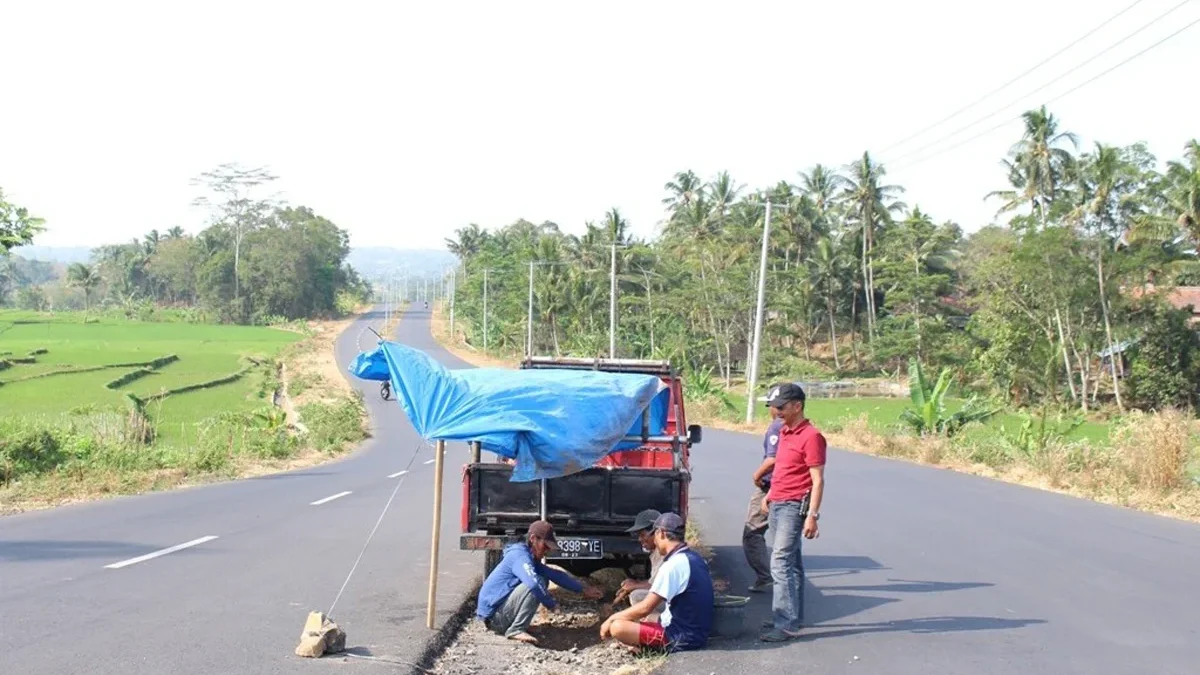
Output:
[3, 0, 1198, 251]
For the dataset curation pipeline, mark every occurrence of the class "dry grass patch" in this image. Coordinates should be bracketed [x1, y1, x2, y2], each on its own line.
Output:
[826, 412, 1200, 523]
[429, 303, 520, 369]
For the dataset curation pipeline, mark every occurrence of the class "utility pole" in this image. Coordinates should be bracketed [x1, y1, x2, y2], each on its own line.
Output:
[609, 242, 617, 358]
[482, 268, 489, 354]
[746, 200, 779, 424]
[449, 268, 456, 339]
[527, 262, 535, 358]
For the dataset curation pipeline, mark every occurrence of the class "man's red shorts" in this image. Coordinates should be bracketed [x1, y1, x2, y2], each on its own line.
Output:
[637, 620, 668, 649]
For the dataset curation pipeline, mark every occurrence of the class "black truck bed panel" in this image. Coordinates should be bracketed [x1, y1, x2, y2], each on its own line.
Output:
[465, 463, 689, 536]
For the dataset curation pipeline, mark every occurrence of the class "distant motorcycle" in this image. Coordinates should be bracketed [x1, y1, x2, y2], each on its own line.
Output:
[380, 380, 392, 401]
[423, 301, 429, 310]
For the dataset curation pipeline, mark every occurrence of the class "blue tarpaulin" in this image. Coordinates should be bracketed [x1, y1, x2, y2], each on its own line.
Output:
[348, 342, 667, 482]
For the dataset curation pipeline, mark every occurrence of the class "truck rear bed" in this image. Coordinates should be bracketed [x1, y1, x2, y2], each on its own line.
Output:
[460, 462, 689, 573]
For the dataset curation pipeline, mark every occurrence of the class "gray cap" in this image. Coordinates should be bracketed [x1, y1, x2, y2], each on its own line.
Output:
[653, 512, 686, 536]
[625, 509, 662, 534]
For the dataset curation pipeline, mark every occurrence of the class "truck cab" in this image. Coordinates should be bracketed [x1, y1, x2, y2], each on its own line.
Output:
[458, 356, 701, 577]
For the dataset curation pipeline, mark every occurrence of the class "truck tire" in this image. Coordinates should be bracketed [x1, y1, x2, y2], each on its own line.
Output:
[483, 549, 502, 577]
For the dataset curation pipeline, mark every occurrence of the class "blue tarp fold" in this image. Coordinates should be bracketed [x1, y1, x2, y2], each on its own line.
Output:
[349, 342, 667, 482]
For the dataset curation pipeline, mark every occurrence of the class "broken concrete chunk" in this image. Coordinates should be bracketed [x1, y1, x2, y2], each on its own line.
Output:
[294, 611, 347, 658]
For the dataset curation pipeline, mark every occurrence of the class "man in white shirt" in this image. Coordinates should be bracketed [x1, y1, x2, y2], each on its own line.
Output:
[600, 513, 714, 652]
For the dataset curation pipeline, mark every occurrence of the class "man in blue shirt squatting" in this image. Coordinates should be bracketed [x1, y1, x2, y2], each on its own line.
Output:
[744, 389, 784, 594]
[599, 513, 714, 653]
[475, 520, 603, 644]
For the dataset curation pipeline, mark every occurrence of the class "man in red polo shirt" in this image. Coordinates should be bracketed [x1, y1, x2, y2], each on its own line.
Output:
[760, 383, 826, 642]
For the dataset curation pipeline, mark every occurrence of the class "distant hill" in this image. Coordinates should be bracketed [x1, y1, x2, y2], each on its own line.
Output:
[346, 247, 458, 281]
[10, 246, 92, 264]
[9, 245, 460, 282]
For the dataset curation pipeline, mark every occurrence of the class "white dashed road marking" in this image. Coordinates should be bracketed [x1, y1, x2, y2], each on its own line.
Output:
[388, 470, 408, 478]
[104, 536, 219, 569]
[310, 491, 353, 506]
[423, 459, 435, 465]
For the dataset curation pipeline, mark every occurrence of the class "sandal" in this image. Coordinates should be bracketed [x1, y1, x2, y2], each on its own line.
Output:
[760, 628, 801, 642]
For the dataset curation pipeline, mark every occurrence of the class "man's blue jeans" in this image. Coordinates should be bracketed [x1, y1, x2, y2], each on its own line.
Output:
[768, 499, 806, 632]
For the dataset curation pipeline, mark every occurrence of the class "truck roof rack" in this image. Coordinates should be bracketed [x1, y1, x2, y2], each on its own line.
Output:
[521, 356, 675, 376]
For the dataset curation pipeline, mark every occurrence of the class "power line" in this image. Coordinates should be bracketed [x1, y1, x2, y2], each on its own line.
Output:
[883, 0, 1194, 166]
[879, 0, 1149, 155]
[892, 13, 1200, 170]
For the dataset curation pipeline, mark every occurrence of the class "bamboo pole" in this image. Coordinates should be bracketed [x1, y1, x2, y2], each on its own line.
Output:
[426, 439, 446, 629]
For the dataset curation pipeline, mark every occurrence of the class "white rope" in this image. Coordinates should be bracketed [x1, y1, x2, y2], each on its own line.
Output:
[327, 440, 427, 616]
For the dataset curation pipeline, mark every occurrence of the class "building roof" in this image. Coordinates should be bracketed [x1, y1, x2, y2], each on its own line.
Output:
[1168, 286, 1200, 314]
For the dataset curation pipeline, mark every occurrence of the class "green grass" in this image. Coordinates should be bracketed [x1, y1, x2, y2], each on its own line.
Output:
[0, 311, 300, 445]
[723, 394, 1112, 445]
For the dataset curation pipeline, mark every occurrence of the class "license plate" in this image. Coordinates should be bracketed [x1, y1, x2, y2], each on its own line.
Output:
[550, 537, 603, 559]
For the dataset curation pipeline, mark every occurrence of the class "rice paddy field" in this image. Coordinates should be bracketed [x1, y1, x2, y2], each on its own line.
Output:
[0, 311, 301, 447]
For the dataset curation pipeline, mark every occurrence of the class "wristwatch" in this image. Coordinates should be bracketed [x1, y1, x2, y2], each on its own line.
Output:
[807, 512, 820, 521]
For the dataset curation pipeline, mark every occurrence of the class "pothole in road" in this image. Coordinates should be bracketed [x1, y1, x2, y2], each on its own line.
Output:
[433, 587, 663, 675]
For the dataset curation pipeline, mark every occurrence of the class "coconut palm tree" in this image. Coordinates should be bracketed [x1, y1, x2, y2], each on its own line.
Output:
[799, 164, 847, 223]
[1164, 139, 1200, 244]
[987, 106, 1079, 227]
[445, 223, 487, 262]
[1071, 142, 1159, 411]
[809, 236, 852, 370]
[662, 170, 704, 215]
[707, 171, 743, 227]
[840, 151, 906, 341]
[67, 262, 101, 313]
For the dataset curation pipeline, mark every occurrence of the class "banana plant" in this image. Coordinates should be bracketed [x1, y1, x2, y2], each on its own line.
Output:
[900, 358, 997, 436]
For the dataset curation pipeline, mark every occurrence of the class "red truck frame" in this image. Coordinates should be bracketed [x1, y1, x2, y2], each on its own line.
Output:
[458, 356, 702, 576]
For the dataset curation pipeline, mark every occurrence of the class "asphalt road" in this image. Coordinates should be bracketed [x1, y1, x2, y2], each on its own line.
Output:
[671, 428, 1200, 675]
[0, 304, 480, 674]
[4, 305, 1200, 675]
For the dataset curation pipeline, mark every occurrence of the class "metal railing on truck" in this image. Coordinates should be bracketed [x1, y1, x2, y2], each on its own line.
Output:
[520, 356, 676, 377]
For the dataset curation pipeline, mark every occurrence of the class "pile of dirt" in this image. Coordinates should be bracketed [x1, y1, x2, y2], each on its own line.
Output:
[433, 596, 660, 675]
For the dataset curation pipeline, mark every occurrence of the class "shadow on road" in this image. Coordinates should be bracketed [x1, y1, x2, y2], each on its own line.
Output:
[0, 539, 210, 563]
[701, 546, 1040, 653]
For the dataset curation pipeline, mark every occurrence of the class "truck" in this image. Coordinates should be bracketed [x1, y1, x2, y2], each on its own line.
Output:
[458, 356, 702, 577]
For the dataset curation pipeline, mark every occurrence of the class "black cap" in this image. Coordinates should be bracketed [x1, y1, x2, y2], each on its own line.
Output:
[625, 509, 662, 534]
[653, 512, 686, 536]
[766, 383, 806, 408]
[527, 520, 559, 551]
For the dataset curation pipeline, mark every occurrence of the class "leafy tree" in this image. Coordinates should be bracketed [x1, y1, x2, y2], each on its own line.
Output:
[191, 163, 279, 302]
[1126, 302, 1200, 409]
[874, 207, 960, 364]
[0, 188, 44, 253]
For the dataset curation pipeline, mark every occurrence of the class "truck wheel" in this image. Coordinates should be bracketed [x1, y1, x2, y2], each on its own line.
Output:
[483, 549, 502, 577]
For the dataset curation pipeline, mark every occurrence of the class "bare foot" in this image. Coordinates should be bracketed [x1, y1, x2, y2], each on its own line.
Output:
[507, 632, 539, 645]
